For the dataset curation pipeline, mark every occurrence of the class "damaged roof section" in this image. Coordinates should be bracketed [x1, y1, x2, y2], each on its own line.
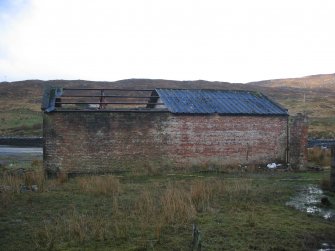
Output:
[41, 88, 167, 112]
[42, 87, 288, 116]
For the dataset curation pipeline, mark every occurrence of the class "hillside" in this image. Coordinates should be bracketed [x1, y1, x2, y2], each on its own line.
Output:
[249, 73, 335, 89]
[0, 74, 334, 138]
[248, 74, 335, 138]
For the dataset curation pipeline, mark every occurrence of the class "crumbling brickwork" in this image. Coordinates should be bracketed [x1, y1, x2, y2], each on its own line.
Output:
[43, 112, 288, 175]
[289, 113, 308, 169]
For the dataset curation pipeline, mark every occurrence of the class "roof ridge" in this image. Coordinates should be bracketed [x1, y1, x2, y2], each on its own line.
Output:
[155, 88, 255, 92]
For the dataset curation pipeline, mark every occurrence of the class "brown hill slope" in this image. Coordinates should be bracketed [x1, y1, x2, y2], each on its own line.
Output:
[0, 76, 334, 138]
[247, 73, 335, 138]
[248, 73, 335, 89]
[0, 79, 251, 136]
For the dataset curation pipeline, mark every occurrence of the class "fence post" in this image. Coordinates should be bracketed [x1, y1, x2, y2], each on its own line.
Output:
[331, 146, 335, 192]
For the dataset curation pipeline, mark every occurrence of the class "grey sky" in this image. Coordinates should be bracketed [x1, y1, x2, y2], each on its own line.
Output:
[1, 0, 334, 83]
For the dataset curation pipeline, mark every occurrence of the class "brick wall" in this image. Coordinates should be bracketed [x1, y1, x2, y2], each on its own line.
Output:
[43, 112, 288, 175]
[289, 113, 308, 169]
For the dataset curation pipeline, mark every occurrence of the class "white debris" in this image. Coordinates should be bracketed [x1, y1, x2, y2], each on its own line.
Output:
[31, 185, 38, 192]
[267, 163, 277, 169]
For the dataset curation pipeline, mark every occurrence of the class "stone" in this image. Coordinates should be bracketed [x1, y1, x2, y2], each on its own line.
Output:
[321, 196, 331, 207]
[31, 185, 38, 192]
[20, 185, 30, 193]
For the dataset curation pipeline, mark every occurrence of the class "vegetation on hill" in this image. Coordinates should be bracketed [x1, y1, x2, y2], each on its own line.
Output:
[0, 74, 334, 138]
[249, 73, 335, 138]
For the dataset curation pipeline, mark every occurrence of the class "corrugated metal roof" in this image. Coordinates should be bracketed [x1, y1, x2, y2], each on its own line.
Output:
[155, 89, 288, 115]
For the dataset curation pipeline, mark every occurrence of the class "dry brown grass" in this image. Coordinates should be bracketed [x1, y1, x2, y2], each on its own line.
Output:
[135, 182, 198, 225]
[2, 169, 334, 251]
[223, 178, 253, 195]
[0, 164, 258, 249]
[135, 189, 157, 222]
[133, 178, 254, 227]
[190, 179, 215, 212]
[77, 175, 121, 196]
[0, 169, 46, 210]
[0, 169, 46, 194]
[0, 178, 18, 210]
[320, 177, 332, 191]
[160, 183, 196, 224]
[56, 171, 68, 184]
[308, 147, 331, 167]
[0, 172, 22, 194]
[64, 207, 109, 242]
[24, 170, 46, 191]
[32, 205, 128, 249]
[3, 174, 258, 250]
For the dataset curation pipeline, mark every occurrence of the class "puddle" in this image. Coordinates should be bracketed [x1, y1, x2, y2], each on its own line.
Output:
[0, 145, 42, 168]
[286, 184, 335, 220]
[0, 145, 43, 155]
[318, 242, 335, 251]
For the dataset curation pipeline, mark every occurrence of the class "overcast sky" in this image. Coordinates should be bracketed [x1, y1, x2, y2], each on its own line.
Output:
[0, 0, 335, 83]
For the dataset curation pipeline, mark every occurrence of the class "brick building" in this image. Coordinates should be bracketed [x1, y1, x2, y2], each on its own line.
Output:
[42, 88, 306, 176]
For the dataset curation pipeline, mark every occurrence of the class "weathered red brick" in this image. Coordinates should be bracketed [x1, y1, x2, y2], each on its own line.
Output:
[43, 112, 292, 174]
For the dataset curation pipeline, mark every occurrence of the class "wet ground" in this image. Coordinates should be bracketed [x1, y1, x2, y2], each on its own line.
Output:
[286, 184, 335, 220]
[318, 242, 335, 251]
[0, 145, 43, 168]
[0, 145, 42, 155]
[286, 184, 335, 250]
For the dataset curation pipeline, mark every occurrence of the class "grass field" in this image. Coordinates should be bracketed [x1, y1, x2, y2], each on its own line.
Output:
[0, 108, 42, 136]
[1, 164, 334, 250]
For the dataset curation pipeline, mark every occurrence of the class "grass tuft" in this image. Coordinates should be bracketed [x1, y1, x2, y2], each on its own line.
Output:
[160, 183, 196, 224]
[77, 175, 121, 196]
[308, 147, 331, 167]
[32, 206, 126, 249]
[0, 168, 46, 210]
[190, 179, 215, 212]
[56, 171, 68, 184]
[320, 177, 332, 191]
[24, 170, 46, 191]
